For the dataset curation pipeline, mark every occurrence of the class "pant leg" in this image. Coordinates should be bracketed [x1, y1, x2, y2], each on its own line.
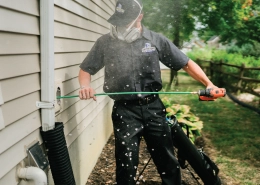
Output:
[111, 102, 144, 185]
[142, 98, 181, 185]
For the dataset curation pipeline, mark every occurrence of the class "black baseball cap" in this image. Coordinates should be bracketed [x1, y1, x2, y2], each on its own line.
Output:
[107, 0, 143, 27]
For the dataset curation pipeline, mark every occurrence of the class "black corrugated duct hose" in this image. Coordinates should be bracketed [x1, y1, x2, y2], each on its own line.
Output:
[41, 122, 76, 185]
[170, 117, 221, 185]
[226, 92, 260, 115]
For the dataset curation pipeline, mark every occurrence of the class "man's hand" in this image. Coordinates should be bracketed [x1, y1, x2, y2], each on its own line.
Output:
[79, 86, 97, 101]
[206, 84, 219, 90]
[78, 69, 97, 101]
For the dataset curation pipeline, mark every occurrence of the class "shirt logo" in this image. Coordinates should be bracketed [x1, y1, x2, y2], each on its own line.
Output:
[142, 43, 156, 53]
[116, 4, 125, 13]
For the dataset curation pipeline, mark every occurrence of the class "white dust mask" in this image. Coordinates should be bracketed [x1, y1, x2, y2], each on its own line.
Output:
[110, 20, 141, 43]
[110, 0, 143, 43]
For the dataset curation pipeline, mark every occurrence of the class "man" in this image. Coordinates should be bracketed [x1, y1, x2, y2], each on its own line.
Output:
[78, 0, 217, 184]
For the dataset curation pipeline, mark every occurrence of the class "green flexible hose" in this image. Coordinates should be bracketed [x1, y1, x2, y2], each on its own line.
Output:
[57, 91, 197, 99]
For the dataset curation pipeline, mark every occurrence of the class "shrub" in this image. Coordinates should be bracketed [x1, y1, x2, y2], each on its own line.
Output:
[187, 48, 260, 78]
[161, 96, 203, 143]
[227, 42, 260, 58]
[187, 48, 260, 91]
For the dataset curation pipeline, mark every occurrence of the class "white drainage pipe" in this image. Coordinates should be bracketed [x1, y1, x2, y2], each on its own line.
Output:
[18, 167, 47, 185]
[39, 0, 55, 131]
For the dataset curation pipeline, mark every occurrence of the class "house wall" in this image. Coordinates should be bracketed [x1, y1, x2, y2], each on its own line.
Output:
[0, 0, 116, 184]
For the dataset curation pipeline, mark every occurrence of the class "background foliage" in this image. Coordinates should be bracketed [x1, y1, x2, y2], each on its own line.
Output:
[187, 48, 260, 79]
[142, 0, 260, 58]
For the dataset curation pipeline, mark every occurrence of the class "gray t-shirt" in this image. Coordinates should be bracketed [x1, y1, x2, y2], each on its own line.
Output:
[80, 26, 189, 100]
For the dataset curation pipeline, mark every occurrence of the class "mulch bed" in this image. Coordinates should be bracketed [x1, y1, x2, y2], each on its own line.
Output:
[85, 133, 213, 185]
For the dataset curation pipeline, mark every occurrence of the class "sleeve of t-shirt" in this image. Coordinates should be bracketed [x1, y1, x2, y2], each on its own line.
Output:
[159, 36, 189, 71]
[80, 38, 105, 75]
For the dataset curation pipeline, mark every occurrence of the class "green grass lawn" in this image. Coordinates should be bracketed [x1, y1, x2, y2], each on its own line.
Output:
[161, 69, 260, 185]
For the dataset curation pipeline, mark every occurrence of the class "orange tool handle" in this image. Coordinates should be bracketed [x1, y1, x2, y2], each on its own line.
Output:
[199, 88, 226, 101]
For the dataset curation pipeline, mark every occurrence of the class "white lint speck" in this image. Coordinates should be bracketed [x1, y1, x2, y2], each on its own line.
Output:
[152, 149, 154, 151]
[162, 172, 166, 175]
[125, 153, 128, 156]
[117, 129, 120, 131]
[163, 134, 166, 136]
[120, 116, 123, 119]
[127, 133, 130, 136]
[122, 164, 124, 166]
[126, 85, 129, 87]
[122, 142, 125, 145]
[134, 166, 137, 169]
[137, 94, 142, 97]
[135, 128, 138, 131]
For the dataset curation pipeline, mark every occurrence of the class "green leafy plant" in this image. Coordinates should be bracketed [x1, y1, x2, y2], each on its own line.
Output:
[187, 48, 260, 80]
[161, 96, 203, 143]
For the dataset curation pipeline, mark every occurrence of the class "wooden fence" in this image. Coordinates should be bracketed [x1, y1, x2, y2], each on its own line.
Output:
[196, 60, 260, 106]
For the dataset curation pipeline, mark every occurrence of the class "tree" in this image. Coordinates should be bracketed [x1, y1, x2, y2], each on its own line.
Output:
[142, 0, 198, 86]
[196, 0, 260, 46]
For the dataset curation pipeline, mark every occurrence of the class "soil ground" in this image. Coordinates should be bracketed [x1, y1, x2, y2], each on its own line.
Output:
[86, 133, 226, 185]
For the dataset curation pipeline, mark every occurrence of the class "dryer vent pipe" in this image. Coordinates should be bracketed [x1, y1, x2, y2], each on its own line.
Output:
[17, 166, 47, 185]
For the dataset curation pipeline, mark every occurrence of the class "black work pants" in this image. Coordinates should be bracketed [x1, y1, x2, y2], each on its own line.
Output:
[112, 98, 181, 185]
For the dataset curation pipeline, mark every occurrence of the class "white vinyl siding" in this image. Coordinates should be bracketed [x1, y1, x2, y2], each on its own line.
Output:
[0, 33, 39, 55]
[0, 0, 40, 184]
[0, 55, 40, 80]
[53, 0, 115, 184]
[53, 0, 111, 139]
[0, 0, 116, 184]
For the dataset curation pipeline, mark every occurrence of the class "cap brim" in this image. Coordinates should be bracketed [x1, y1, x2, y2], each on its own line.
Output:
[107, 13, 133, 27]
